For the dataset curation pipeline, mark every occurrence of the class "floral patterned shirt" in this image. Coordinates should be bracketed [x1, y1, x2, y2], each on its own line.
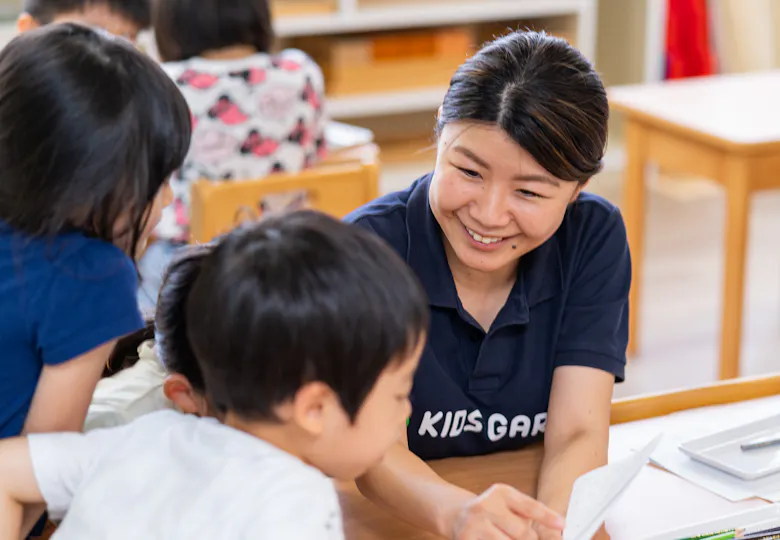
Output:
[155, 49, 327, 241]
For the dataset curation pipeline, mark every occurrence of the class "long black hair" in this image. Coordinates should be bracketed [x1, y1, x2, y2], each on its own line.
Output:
[0, 23, 191, 261]
[438, 30, 608, 184]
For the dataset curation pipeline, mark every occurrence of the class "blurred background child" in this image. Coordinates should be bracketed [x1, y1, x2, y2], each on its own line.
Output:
[17, 0, 150, 41]
[138, 0, 328, 313]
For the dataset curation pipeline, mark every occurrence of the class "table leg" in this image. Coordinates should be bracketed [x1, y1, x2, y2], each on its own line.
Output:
[719, 156, 751, 380]
[623, 120, 647, 358]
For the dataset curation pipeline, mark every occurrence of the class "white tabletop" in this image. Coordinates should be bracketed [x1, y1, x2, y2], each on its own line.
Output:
[609, 70, 780, 146]
[605, 395, 780, 539]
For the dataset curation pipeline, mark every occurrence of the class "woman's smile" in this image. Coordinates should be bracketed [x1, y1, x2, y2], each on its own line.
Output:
[462, 222, 512, 251]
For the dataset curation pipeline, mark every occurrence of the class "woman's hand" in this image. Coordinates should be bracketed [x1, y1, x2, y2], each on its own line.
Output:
[452, 484, 565, 540]
[533, 521, 563, 540]
[533, 522, 611, 540]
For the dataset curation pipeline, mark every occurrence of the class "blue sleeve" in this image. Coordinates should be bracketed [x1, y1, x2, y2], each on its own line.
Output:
[35, 243, 144, 366]
[554, 208, 631, 382]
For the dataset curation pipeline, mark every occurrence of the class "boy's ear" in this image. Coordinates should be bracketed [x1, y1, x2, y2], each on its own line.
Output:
[163, 374, 208, 416]
[290, 382, 339, 436]
[17, 13, 39, 33]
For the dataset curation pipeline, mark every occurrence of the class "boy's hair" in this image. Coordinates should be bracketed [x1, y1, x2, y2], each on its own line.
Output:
[186, 211, 429, 421]
[23, 0, 151, 27]
[0, 23, 191, 261]
[103, 243, 214, 383]
[153, 0, 274, 62]
[154, 243, 215, 392]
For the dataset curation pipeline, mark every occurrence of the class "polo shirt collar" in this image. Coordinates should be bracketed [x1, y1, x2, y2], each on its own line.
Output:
[404, 174, 562, 323]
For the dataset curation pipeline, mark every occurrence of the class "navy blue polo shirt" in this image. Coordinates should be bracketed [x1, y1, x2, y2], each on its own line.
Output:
[345, 174, 630, 460]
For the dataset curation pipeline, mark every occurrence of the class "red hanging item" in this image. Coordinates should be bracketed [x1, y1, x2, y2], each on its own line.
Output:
[665, 0, 715, 79]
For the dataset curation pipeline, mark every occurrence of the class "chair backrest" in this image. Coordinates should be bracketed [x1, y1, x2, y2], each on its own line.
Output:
[189, 160, 379, 244]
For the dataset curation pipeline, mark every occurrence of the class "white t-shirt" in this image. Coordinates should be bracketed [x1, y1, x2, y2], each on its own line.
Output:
[31, 411, 343, 539]
[84, 340, 170, 431]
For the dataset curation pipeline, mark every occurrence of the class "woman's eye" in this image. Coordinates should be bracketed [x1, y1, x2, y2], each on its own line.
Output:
[517, 189, 542, 199]
[457, 167, 480, 179]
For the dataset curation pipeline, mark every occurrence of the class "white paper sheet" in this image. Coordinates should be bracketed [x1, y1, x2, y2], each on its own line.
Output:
[607, 395, 780, 503]
[602, 395, 780, 540]
[604, 466, 768, 540]
[563, 435, 661, 540]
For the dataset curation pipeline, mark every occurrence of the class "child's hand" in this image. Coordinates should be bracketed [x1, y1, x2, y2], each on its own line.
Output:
[451, 484, 564, 540]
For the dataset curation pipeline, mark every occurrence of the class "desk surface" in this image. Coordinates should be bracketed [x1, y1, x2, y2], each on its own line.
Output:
[340, 448, 543, 539]
[341, 394, 780, 540]
[609, 70, 780, 148]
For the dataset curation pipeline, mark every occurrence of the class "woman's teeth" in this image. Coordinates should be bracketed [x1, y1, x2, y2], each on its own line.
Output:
[466, 227, 503, 245]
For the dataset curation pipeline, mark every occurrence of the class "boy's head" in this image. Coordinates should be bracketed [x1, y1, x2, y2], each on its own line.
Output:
[19, 0, 150, 41]
[185, 212, 429, 480]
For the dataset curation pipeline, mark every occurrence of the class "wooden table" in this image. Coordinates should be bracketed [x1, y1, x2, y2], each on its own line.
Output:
[609, 71, 780, 379]
[341, 374, 780, 539]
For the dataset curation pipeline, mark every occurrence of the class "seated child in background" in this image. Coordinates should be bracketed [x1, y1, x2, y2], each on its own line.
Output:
[17, 0, 150, 41]
[138, 0, 329, 313]
[0, 211, 428, 539]
[86, 244, 217, 431]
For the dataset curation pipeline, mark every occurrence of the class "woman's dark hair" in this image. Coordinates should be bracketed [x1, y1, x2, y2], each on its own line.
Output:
[24, 0, 151, 27]
[153, 0, 274, 62]
[154, 243, 215, 392]
[186, 211, 429, 422]
[0, 23, 191, 261]
[437, 30, 608, 184]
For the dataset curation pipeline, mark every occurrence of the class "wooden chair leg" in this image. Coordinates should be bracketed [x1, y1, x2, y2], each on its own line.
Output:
[719, 156, 751, 380]
[623, 121, 648, 358]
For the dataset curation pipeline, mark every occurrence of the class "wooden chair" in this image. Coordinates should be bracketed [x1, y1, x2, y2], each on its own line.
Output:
[189, 160, 379, 244]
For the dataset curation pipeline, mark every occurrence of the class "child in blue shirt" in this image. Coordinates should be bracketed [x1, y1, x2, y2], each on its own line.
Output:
[0, 21, 191, 450]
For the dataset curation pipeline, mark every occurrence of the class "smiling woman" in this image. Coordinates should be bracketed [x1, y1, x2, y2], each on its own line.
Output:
[345, 30, 628, 540]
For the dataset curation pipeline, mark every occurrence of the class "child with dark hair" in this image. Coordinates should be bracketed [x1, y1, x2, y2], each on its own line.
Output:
[0, 22, 190, 441]
[0, 211, 428, 539]
[18, 0, 150, 41]
[137, 0, 329, 312]
[0, 22, 190, 537]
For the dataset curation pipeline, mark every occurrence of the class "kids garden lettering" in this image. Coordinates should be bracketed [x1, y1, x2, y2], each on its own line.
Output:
[417, 410, 547, 441]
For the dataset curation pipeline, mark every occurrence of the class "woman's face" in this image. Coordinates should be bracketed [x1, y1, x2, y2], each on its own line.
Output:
[430, 122, 584, 275]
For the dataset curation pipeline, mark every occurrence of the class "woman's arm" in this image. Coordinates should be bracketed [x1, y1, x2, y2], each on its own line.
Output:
[357, 430, 565, 539]
[534, 366, 614, 539]
[0, 438, 45, 540]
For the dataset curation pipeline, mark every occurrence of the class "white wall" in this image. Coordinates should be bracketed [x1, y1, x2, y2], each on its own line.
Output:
[0, 21, 16, 46]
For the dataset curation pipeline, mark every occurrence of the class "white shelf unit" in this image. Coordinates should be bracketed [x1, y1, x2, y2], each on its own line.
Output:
[277, 0, 599, 119]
